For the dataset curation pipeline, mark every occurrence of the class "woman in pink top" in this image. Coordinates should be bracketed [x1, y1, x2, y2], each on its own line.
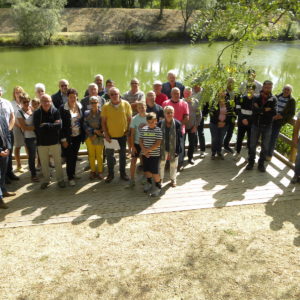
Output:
[209, 90, 235, 160]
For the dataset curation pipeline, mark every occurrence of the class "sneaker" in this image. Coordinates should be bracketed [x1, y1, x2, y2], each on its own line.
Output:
[58, 180, 66, 188]
[170, 180, 176, 187]
[234, 153, 241, 161]
[291, 175, 300, 184]
[217, 152, 225, 160]
[144, 181, 152, 193]
[245, 163, 254, 170]
[150, 186, 161, 197]
[16, 167, 25, 173]
[200, 151, 205, 158]
[69, 179, 76, 186]
[258, 164, 266, 172]
[224, 146, 234, 154]
[40, 182, 49, 190]
[188, 159, 195, 165]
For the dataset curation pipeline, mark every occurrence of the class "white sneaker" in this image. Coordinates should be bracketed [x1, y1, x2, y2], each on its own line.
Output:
[69, 179, 76, 186]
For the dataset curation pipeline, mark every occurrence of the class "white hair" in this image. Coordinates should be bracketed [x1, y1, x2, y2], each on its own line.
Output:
[35, 83, 45, 92]
[88, 83, 98, 90]
[167, 70, 177, 77]
[164, 105, 174, 113]
[284, 84, 293, 92]
[171, 87, 180, 94]
[94, 74, 103, 80]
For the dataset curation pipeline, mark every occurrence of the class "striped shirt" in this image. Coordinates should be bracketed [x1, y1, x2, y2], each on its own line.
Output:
[277, 95, 289, 113]
[140, 125, 162, 157]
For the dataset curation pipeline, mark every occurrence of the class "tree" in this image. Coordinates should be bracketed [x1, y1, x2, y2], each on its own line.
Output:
[12, 0, 67, 46]
[187, 0, 300, 103]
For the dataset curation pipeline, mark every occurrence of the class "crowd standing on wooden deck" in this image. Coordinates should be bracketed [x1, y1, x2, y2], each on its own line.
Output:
[0, 69, 298, 208]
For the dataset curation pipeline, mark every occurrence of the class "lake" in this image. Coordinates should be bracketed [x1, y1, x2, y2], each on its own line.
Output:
[0, 41, 299, 99]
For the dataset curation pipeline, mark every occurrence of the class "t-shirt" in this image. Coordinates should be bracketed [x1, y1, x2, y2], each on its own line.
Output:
[0, 98, 14, 126]
[277, 95, 289, 113]
[162, 99, 189, 134]
[123, 90, 145, 104]
[70, 111, 81, 137]
[140, 125, 163, 157]
[155, 93, 168, 106]
[146, 104, 164, 121]
[130, 114, 147, 144]
[101, 100, 132, 138]
[16, 109, 36, 139]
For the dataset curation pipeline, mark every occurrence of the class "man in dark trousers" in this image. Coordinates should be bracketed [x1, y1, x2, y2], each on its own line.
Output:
[0, 115, 16, 209]
[246, 80, 277, 172]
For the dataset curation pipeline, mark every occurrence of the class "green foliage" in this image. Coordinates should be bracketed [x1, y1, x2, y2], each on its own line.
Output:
[12, 0, 67, 46]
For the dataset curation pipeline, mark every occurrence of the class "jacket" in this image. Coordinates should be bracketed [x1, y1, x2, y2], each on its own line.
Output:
[33, 106, 61, 146]
[236, 95, 254, 125]
[0, 115, 11, 151]
[158, 119, 182, 155]
[275, 92, 296, 125]
[51, 91, 64, 109]
[252, 92, 277, 126]
[59, 102, 85, 143]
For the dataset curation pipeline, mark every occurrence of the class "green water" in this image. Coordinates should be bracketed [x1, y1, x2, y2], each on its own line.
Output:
[0, 41, 299, 99]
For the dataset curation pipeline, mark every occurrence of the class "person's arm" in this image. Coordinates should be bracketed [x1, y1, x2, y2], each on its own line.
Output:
[129, 127, 135, 152]
[18, 117, 34, 131]
[148, 139, 162, 152]
[40, 110, 61, 129]
[101, 116, 111, 142]
[8, 111, 15, 131]
[292, 118, 300, 147]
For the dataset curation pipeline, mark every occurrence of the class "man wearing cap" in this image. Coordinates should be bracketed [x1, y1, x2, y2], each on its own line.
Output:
[51, 79, 69, 109]
[153, 80, 168, 106]
[161, 70, 185, 99]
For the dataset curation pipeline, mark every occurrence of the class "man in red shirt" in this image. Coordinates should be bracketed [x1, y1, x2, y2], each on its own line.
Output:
[162, 87, 189, 170]
[153, 80, 168, 106]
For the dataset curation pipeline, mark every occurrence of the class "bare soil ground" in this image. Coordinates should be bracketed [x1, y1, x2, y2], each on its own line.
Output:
[1, 201, 300, 300]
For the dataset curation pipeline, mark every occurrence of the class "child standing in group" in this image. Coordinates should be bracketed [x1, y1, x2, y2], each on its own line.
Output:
[128, 101, 147, 187]
[139, 112, 163, 197]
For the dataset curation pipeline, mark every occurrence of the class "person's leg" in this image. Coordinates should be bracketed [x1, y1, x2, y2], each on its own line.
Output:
[118, 136, 128, 177]
[293, 139, 300, 179]
[210, 123, 218, 156]
[86, 138, 97, 172]
[197, 118, 205, 152]
[187, 130, 196, 161]
[159, 156, 167, 183]
[25, 138, 37, 178]
[246, 124, 252, 154]
[170, 156, 178, 185]
[38, 145, 50, 183]
[69, 136, 81, 179]
[223, 121, 235, 150]
[258, 125, 272, 168]
[236, 124, 246, 154]
[267, 121, 281, 157]
[6, 130, 16, 179]
[178, 134, 185, 166]
[218, 125, 228, 154]
[247, 125, 260, 167]
[49, 144, 64, 183]
[0, 155, 9, 194]
[105, 147, 115, 178]
[14, 146, 22, 170]
[96, 144, 104, 174]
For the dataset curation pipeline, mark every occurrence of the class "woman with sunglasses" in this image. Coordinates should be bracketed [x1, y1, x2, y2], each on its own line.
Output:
[83, 96, 105, 180]
[17, 93, 39, 182]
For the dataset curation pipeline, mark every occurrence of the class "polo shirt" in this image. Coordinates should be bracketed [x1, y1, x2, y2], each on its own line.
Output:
[155, 93, 168, 106]
[102, 100, 132, 138]
[162, 99, 189, 134]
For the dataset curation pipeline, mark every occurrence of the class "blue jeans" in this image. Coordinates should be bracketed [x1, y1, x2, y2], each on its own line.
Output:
[248, 124, 272, 165]
[210, 123, 228, 155]
[267, 120, 282, 157]
[0, 155, 8, 198]
[105, 135, 127, 177]
[25, 138, 37, 177]
[294, 138, 300, 177]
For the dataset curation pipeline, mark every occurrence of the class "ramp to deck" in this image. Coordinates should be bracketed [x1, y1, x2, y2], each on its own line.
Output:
[0, 150, 299, 228]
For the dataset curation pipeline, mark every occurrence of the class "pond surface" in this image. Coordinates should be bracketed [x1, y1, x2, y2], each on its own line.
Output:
[0, 41, 299, 99]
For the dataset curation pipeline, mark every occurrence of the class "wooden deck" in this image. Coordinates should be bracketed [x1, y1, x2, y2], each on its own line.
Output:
[0, 149, 299, 228]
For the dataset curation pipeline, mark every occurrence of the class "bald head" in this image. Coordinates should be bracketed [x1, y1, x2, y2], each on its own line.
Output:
[40, 94, 52, 112]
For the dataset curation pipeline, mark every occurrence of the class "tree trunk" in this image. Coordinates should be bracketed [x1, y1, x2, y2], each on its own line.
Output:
[284, 22, 292, 40]
[158, 0, 164, 20]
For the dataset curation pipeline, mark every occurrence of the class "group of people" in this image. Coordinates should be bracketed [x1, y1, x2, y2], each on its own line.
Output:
[0, 69, 299, 208]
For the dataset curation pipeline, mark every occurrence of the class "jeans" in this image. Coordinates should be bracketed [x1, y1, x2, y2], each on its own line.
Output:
[236, 123, 251, 154]
[25, 137, 37, 177]
[105, 135, 127, 177]
[0, 155, 8, 198]
[65, 135, 82, 180]
[267, 120, 282, 157]
[6, 130, 13, 177]
[184, 129, 196, 160]
[294, 137, 300, 177]
[248, 124, 272, 165]
[196, 118, 206, 152]
[223, 120, 235, 148]
[210, 123, 228, 155]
